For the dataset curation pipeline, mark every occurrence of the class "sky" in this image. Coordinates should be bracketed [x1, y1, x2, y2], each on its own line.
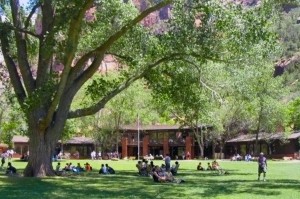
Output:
[19, 0, 29, 6]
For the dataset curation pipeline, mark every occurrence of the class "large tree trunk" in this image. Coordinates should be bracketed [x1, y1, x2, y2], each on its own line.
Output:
[23, 111, 67, 177]
[23, 133, 56, 177]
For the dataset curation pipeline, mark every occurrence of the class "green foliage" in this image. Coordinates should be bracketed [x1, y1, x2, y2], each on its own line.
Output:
[62, 119, 79, 141]
[86, 75, 120, 101]
[90, 79, 166, 151]
[287, 97, 300, 130]
[0, 79, 27, 145]
[277, 7, 300, 57]
[23, 79, 57, 113]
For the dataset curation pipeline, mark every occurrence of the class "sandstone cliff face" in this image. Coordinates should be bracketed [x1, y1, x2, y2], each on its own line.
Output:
[131, 0, 261, 27]
[100, 0, 262, 72]
[132, 0, 171, 28]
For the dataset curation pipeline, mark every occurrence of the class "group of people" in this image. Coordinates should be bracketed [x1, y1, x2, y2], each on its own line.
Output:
[231, 153, 253, 162]
[136, 155, 180, 177]
[196, 153, 267, 181]
[90, 151, 120, 160]
[152, 164, 184, 183]
[1, 149, 14, 166]
[0, 161, 17, 175]
[1, 150, 18, 175]
[197, 160, 226, 174]
[135, 154, 184, 183]
[55, 162, 116, 176]
[56, 162, 93, 175]
[1, 150, 268, 182]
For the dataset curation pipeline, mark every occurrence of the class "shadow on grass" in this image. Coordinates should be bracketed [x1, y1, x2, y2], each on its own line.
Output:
[0, 169, 300, 199]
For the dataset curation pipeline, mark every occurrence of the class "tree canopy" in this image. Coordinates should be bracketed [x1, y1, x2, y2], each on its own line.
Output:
[0, 0, 281, 176]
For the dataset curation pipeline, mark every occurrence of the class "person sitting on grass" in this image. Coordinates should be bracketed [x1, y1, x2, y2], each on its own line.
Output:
[170, 161, 180, 175]
[212, 160, 225, 174]
[147, 161, 155, 175]
[152, 165, 185, 184]
[73, 163, 83, 173]
[64, 163, 73, 172]
[63, 163, 68, 171]
[197, 162, 204, 171]
[6, 162, 17, 175]
[99, 164, 108, 174]
[207, 162, 213, 170]
[84, 162, 92, 172]
[149, 161, 155, 170]
[136, 161, 147, 176]
[166, 170, 175, 182]
[136, 160, 149, 176]
[106, 164, 115, 174]
[152, 165, 167, 183]
[55, 162, 64, 175]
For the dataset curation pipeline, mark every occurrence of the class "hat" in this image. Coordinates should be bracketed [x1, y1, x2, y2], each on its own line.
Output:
[260, 152, 264, 156]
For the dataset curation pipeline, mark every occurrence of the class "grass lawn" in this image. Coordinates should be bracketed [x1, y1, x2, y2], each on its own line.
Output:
[0, 159, 300, 199]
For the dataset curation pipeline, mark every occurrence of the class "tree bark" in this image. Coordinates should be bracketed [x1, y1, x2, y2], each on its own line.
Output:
[24, 136, 55, 177]
[23, 109, 66, 177]
[194, 129, 204, 159]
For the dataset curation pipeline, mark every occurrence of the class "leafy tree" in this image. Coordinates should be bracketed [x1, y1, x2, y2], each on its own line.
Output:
[230, 54, 288, 155]
[91, 78, 164, 153]
[287, 97, 300, 130]
[0, 0, 277, 176]
[0, 65, 27, 146]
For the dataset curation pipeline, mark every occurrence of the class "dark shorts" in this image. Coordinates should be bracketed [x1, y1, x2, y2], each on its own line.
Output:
[258, 166, 267, 173]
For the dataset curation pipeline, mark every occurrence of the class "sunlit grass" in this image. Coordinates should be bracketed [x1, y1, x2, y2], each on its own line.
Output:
[0, 159, 300, 199]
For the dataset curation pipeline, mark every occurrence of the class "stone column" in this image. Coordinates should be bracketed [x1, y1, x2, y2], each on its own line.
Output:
[143, 134, 149, 156]
[121, 137, 128, 159]
[163, 133, 169, 156]
[185, 135, 193, 159]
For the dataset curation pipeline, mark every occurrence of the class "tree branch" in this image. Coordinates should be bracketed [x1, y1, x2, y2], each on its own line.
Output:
[24, 2, 41, 29]
[35, 0, 56, 87]
[0, 30, 27, 104]
[10, 0, 35, 93]
[96, 0, 172, 52]
[5, 23, 41, 38]
[68, 53, 181, 119]
[43, 0, 94, 130]
[181, 58, 223, 103]
[67, 0, 172, 86]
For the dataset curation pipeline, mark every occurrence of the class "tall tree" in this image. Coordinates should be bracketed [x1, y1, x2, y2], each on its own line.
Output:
[0, 0, 277, 176]
[231, 53, 288, 155]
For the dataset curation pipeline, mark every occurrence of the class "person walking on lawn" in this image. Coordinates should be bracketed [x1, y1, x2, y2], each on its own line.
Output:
[258, 152, 267, 181]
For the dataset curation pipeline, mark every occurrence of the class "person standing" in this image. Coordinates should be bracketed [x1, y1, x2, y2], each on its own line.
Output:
[186, 151, 190, 160]
[258, 152, 267, 181]
[165, 154, 171, 171]
[91, 150, 96, 160]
